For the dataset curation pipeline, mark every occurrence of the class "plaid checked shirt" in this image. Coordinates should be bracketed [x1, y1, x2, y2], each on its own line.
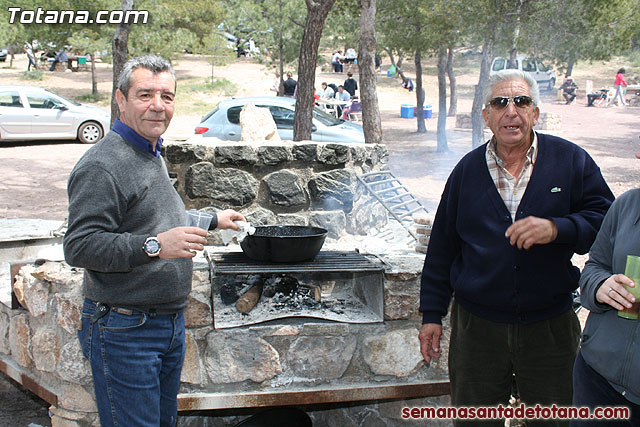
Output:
[486, 132, 538, 222]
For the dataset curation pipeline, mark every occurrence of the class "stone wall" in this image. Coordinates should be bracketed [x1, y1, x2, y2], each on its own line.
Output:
[163, 140, 391, 239]
[0, 248, 452, 426]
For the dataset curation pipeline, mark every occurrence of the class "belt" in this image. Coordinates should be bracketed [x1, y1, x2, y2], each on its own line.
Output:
[86, 298, 177, 319]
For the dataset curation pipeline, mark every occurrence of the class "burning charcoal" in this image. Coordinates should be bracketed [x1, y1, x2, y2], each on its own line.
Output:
[220, 275, 263, 305]
[220, 282, 244, 305]
[263, 275, 299, 297]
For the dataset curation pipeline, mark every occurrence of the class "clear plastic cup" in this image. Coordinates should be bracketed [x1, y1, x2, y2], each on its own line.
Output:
[619, 255, 640, 320]
[185, 209, 214, 230]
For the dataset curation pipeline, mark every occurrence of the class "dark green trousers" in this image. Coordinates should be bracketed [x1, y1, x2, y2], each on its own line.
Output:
[449, 301, 581, 427]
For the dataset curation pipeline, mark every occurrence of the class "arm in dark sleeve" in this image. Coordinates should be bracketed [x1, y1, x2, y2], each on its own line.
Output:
[579, 200, 618, 313]
[419, 177, 459, 325]
[552, 153, 614, 254]
[63, 164, 150, 272]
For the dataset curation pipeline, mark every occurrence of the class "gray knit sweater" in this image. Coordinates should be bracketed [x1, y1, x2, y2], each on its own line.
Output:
[63, 131, 192, 313]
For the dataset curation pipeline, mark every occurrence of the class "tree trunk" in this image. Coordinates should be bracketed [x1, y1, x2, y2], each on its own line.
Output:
[278, 0, 284, 96]
[436, 46, 448, 152]
[359, 0, 382, 144]
[90, 53, 98, 95]
[472, 39, 493, 148]
[414, 51, 426, 134]
[111, 0, 134, 127]
[508, 0, 524, 68]
[293, 0, 336, 141]
[446, 46, 457, 117]
[566, 51, 576, 77]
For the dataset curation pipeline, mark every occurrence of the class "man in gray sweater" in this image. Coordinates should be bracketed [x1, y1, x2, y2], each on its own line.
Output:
[64, 55, 244, 426]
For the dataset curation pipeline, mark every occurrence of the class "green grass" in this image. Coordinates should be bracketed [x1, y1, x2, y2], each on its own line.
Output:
[21, 70, 44, 81]
[76, 92, 109, 104]
[180, 77, 237, 97]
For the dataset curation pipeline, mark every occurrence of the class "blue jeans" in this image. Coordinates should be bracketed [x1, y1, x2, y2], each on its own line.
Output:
[79, 298, 186, 427]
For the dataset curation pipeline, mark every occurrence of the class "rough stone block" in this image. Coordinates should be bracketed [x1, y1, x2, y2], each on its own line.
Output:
[181, 331, 203, 384]
[205, 332, 282, 384]
[292, 144, 318, 162]
[287, 335, 356, 380]
[9, 313, 32, 367]
[363, 329, 423, 377]
[263, 170, 307, 207]
[58, 341, 92, 385]
[309, 211, 346, 239]
[32, 328, 59, 372]
[52, 293, 82, 335]
[214, 145, 258, 166]
[185, 292, 212, 328]
[186, 163, 258, 206]
[318, 144, 350, 165]
[258, 145, 292, 165]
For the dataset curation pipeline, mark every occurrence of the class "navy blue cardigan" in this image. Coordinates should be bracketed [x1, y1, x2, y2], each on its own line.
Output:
[420, 133, 614, 324]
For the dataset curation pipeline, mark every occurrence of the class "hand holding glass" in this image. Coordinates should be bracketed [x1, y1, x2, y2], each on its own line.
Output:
[619, 255, 640, 319]
[185, 209, 214, 230]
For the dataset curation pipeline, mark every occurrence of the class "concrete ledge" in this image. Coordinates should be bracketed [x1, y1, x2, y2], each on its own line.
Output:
[178, 380, 450, 411]
[0, 355, 59, 407]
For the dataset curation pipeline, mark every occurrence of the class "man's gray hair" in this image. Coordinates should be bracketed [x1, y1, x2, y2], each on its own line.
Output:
[117, 55, 176, 99]
[482, 69, 540, 108]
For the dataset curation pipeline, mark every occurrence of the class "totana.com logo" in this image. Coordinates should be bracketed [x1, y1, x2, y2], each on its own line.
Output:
[7, 7, 148, 25]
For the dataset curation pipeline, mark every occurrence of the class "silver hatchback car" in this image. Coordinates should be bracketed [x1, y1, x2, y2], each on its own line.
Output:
[195, 96, 365, 143]
[0, 85, 110, 144]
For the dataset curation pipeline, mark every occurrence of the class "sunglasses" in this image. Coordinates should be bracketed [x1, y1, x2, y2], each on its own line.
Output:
[488, 95, 533, 109]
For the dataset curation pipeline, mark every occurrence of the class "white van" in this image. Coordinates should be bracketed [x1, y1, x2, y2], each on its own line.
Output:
[490, 56, 557, 91]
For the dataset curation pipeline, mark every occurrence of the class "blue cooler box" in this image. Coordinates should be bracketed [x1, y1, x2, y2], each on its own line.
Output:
[414, 105, 433, 119]
[401, 104, 414, 118]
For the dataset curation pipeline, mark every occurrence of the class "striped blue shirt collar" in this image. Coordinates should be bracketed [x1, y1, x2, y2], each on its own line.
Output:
[112, 119, 163, 158]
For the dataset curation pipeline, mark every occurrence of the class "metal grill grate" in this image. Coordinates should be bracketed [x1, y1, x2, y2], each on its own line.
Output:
[208, 250, 383, 274]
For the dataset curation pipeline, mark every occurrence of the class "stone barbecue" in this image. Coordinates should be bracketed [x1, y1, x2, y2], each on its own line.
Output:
[0, 141, 451, 426]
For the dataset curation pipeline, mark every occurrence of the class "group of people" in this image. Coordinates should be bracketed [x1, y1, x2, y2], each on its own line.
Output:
[419, 69, 638, 426]
[317, 72, 358, 117]
[566, 68, 631, 107]
[331, 48, 357, 73]
[270, 71, 297, 97]
[62, 54, 637, 427]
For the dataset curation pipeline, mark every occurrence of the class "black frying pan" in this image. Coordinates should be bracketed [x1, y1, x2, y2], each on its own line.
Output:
[240, 226, 327, 262]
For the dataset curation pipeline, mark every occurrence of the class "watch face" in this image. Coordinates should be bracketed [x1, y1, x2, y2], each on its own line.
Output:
[144, 238, 161, 255]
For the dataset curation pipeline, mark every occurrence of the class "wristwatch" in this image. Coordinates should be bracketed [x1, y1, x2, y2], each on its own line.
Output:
[143, 236, 162, 257]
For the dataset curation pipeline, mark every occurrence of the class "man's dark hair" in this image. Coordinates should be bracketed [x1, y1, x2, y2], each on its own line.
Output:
[347, 72, 353, 77]
[617, 68, 626, 74]
[118, 55, 176, 99]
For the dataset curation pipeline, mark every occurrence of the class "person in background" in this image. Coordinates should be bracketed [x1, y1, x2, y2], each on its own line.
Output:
[49, 49, 68, 71]
[24, 43, 37, 71]
[283, 71, 297, 97]
[331, 51, 343, 73]
[611, 68, 628, 107]
[334, 85, 351, 118]
[375, 54, 382, 72]
[418, 69, 614, 427]
[270, 71, 281, 95]
[561, 76, 578, 104]
[318, 82, 334, 99]
[343, 72, 358, 98]
[64, 55, 244, 426]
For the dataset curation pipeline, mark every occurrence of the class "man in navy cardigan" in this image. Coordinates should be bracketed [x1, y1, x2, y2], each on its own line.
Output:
[419, 70, 614, 426]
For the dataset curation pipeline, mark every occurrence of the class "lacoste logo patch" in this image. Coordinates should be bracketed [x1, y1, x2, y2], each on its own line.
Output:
[550, 187, 562, 193]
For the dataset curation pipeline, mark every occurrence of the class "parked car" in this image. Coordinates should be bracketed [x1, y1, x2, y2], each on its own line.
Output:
[0, 85, 110, 144]
[490, 56, 557, 91]
[195, 96, 365, 143]
[0, 48, 8, 62]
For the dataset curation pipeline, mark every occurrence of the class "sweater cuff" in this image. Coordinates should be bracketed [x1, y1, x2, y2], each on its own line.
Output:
[551, 217, 576, 245]
[422, 311, 443, 325]
[130, 234, 152, 267]
[209, 213, 218, 230]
